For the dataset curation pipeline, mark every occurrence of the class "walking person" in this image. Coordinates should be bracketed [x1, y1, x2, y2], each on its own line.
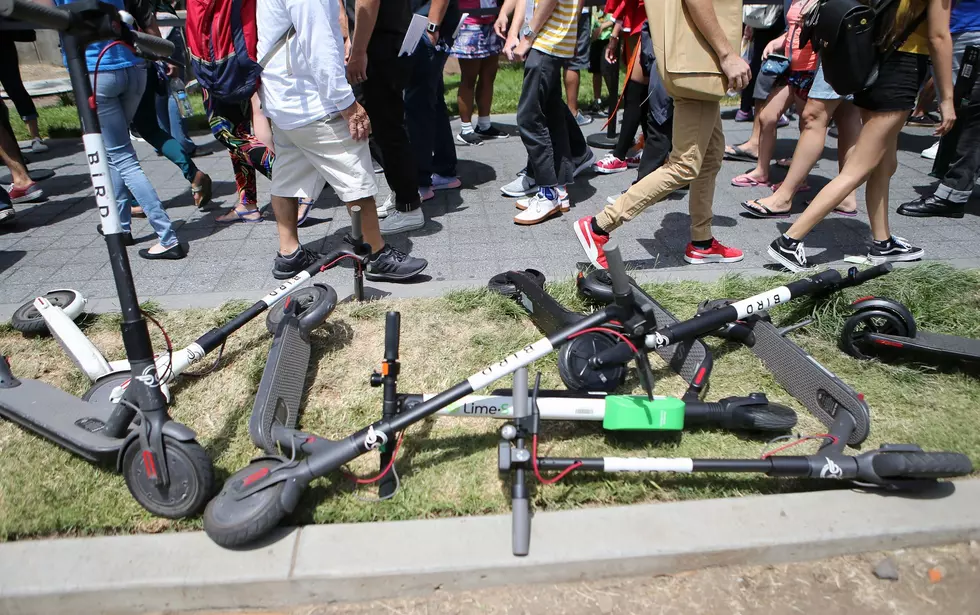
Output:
[586, 6, 617, 116]
[564, 3, 595, 126]
[574, 0, 750, 267]
[0, 35, 47, 154]
[767, 0, 955, 271]
[0, 102, 43, 210]
[257, 0, 428, 281]
[452, 0, 509, 146]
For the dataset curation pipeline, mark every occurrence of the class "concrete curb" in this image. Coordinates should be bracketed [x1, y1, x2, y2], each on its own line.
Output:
[2, 479, 979, 614]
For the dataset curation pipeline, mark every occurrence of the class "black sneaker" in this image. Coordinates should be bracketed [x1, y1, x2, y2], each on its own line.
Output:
[868, 236, 924, 264]
[767, 235, 812, 273]
[897, 194, 965, 219]
[273, 245, 322, 280]
[365, 245, 428, 281]
[456, 131, 483, 146]
[475, 125, 508, 140]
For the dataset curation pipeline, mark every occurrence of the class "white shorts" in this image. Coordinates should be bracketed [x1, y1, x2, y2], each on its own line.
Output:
[270, 115, 377, 203]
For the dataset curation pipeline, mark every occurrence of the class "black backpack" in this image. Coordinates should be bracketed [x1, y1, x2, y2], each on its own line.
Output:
[801, 0, 928, 96]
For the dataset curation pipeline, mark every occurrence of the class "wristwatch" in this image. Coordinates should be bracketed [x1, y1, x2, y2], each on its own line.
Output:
[426, 21, 439, 33]
[521, 25, 536, 41]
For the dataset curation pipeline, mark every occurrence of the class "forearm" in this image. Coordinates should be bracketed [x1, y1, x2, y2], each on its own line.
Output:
[682, 0, 736, 61]
[338, 0, 349, 40]
[929, 33, 954, 101]
[610, 21, 623, 39]
[508, 0, 526, 38]
[427, 0, 449, 26]
[498, 0, 517, 20]
[528, 0, 559, 33]
[350, 0, 380, 54]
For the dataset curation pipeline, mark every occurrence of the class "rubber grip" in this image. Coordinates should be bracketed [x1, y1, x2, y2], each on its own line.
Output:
[871, 451, 973, 479]
[384, 312, 400, 361]
[732, 403, 797, 432]
[512, 497, 530, 556]
[350, 205, 363, 241]
[513, 368, 529, 419]
[1, 0, 70, 29]
[844, 263, 893, 288]
[131, 29, 175, 59]
[603, 240, 631, 298]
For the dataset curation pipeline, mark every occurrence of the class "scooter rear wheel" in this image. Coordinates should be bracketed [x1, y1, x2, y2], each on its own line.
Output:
[122, 435, 214, 519]
[840, 308, 912, 360]
[203, 459, 291, 548]
[558, 332, 625, 393]
[10, 289, 85, 336]
[265, 284, 338, 335]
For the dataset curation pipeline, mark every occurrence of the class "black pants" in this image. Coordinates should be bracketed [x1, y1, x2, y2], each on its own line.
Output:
[933, 78, 980, 204]
[518, 49, 587, 187]
[741, 18, 786, 114]
[0, 39, 38, 123]
[636, 108, 673, 180]
[356, 32, 421, 212]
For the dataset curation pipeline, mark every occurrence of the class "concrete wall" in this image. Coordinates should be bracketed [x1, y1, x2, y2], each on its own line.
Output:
[14, 31, 62, 66]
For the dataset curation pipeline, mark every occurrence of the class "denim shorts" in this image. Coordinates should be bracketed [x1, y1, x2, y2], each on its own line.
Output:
[809, 62, 853, 101]
[853, 51, 929, 112]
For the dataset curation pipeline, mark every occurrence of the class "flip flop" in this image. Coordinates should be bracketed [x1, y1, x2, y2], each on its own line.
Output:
[771, 181, 811, 193]
[774, 158, 793, 169]
[191, 173, 212, 209]
[297, 198, 314, 226]
[740, 199, 791, 219]
[731, 173, 770, 188]
[217, 205, 263, 223]
[804, 199, 858, 217]
[724, 145, 759, 163]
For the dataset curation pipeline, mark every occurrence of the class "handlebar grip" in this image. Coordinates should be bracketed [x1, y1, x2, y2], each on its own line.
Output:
[384, 311, 400, 361]
[588, 340, 634, 368]
[512, 496, 530, 556]
[843, 263, 893, 287]
[350, 205, 363, 241]
[603, 240, 631, 298]
[513, 368, 529, 419]
[130, 29, 176, 59]
[0, 0, 70, 30]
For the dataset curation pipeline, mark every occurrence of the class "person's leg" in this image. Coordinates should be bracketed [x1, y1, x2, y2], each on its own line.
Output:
[0, 40, 42, 144]
[734, 85, 791, 184]
[475, 54, 501, 129]
[456, 58, 481, 137]
[564, 68, 581, 117]
[430, 50, 459, 182]
[405, 39, 437, 189]
[565, 11, 591, 118]
[830, 101, 861, 213]
[635, 110, 673, 180]
[516, 50, 561, 189]
[205, 92, 267, 220]
[0, 108, 32, 189]
[132, 66, 202, 185]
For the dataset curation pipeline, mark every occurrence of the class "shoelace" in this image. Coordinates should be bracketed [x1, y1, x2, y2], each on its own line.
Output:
[891, 236, 911, 250]
[793, 241, 808, 267]
[384, 246, 408, 263]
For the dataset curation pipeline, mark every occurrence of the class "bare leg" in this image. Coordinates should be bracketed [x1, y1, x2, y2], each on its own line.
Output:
[564, 68, 581, 116]
[727, 98, 766, 157]
[457, 58, 481, 127]
[785, 110, 908, 240]
[831, 102, 862, 213]
[475, 55, 499, 118]
[271, 195, 300, 255]
[864, 121, 901, 242]
[0, 123, 30, 188]
[349, 196, 384, 253]
[737, 85, 791, 184]
[26, 118, 41, 142]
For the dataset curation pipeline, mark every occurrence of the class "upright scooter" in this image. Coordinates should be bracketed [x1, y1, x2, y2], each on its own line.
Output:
[0, 0, 213, 518]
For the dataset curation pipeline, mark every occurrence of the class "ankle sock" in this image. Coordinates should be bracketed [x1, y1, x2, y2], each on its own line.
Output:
[872, 237, 893, 248]
[691, 238, 713, 250]
[461, 122, 475, 135]
[590, 217, 608, 237]
[477, 116, 491, 130]
[370, 245, 388, 261]
[781, 233, 800, 247]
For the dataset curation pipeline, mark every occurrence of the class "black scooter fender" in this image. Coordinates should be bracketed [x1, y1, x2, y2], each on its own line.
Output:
[115, 420, 199, 472]
[848, 297, 917, 337]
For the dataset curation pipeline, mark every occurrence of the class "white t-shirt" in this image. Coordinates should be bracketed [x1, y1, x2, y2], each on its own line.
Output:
[257, 0, 355, 130]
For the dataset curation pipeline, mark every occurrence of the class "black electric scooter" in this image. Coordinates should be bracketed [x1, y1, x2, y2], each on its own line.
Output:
[0, 0, 214, 518]
[840, 297, 980, 371]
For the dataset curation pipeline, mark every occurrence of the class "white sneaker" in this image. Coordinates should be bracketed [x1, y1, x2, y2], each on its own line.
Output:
[921, 141, 939, 160]
[514, 188, 564, 225]
[379, 208, 425, 234]
[516, 186, 569, 212]
[28, 138, 48, 154]
[377, 193, 396, 219]
[501, 169, 537, 197]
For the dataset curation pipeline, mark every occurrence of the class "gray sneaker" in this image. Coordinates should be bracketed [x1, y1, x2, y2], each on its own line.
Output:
[574, 111, 594, 126]
[379, 208, 425, 235]
[574, 149, 597, 178]
[366, 245, 428, 281]
[501, 169, 537, 197]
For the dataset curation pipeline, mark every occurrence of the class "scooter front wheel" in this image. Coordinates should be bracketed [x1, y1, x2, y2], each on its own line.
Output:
[840, 308, 912, 360]
[122, 436, 214, 519]
[204, 460, 292, 548]
[10, 289, 85, 335]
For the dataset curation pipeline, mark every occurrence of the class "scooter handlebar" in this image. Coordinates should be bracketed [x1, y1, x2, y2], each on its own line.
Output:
[129, 28, 176, 60]
[603, 241, 632, 299]
[0, 0, 70, 30]
[840, 263, 892, 289]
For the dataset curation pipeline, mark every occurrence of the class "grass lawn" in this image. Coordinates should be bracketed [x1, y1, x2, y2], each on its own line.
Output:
[0, 264, 978, 541]
[10, 63, 738, 140]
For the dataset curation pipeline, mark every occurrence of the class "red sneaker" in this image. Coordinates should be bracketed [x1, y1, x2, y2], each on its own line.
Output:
[684, 239, 744, 264]
[574, 216, 609, 269]
[7, 182, 43, 204]
[626, 150, 642, 168]
[594, 154, 629, 174]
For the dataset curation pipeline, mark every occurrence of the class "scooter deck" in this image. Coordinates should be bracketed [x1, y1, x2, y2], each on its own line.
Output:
[248, 318, 311, 454]
[868, 330, 980, 363]
[0, 380, 125, 464]
[743, 318, 871, 446]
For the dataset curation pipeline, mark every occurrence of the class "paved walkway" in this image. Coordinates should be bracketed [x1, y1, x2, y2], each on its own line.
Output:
[2, 111, 978, 316]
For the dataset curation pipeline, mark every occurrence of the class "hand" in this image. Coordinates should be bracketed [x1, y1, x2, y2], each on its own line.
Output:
[341, 101, 371, 141]
[494, 14, 509, 39]
[513, 37, 533, 61]
[504, 35, 520, 60]
[720, 53, 752, 93]
[426, 29, 439, 47]
[604, 39, 618, 64]
[743, 25, 753, 39]
[346, 49, 368, 85]
[935, 98, 956, 136]
[344, 37, 352, 63]
[761, 39, 780, 60]
[591, 26, 600, 41]
[164, 62, 177, 78]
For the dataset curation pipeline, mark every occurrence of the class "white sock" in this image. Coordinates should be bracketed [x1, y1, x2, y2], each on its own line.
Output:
[461, 122, 474, 135]
[477, 116, 491, 130]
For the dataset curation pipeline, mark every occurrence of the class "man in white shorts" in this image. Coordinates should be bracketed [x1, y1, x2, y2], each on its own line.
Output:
[258, 0, 428, 281]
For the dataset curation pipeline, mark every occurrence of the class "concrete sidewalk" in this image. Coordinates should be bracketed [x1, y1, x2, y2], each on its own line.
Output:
[2, 112, 979, 318]
[2, 480, 979, 614]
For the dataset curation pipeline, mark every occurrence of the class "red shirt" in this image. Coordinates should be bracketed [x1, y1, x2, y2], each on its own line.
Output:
[604, 0, 645, 33]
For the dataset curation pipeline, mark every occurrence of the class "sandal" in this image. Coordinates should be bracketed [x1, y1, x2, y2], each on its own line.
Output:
[131, 206, 145, 218]
[191, 172, 212, 209]
[216, 204, 263, 223]
[297, 198, 314, 226]
[724, 144, 759, 163]
[740, 199, 791, 219]
[731, 173, 770, 188]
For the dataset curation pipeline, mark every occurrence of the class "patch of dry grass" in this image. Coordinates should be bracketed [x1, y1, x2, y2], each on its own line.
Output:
[0, 265, 978, 540]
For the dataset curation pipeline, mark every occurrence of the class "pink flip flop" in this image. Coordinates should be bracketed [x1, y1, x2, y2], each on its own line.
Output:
[731, 173, 770, 188]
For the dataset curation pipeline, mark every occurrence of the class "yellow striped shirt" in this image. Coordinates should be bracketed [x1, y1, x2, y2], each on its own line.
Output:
[532, 0, 579, 58]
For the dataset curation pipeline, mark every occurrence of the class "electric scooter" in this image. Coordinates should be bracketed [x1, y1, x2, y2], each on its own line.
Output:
[840, 297, 980, 370]
[9, 288, 87, 335]
[0, 0, 214, 518]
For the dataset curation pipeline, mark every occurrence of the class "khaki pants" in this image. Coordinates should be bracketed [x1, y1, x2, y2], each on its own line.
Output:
[596, 98, 724, 242]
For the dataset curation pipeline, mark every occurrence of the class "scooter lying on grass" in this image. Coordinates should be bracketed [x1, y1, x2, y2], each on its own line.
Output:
[9, 289, 87, 335]
[203, 249, 971, 551]
[499, 366, 973, 556]
[840, 297, 980, 372]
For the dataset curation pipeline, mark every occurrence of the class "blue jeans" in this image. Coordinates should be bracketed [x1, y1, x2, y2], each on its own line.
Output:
[405, 36, 457, 187]
[93, 66, 177, 247]
[155, 91, 196, 155]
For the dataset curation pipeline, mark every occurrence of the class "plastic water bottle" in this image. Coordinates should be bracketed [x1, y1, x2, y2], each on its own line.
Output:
[170, 77, 194, 119]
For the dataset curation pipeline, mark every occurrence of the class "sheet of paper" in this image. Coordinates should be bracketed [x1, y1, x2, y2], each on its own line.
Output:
[399, 14, 428, 57]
